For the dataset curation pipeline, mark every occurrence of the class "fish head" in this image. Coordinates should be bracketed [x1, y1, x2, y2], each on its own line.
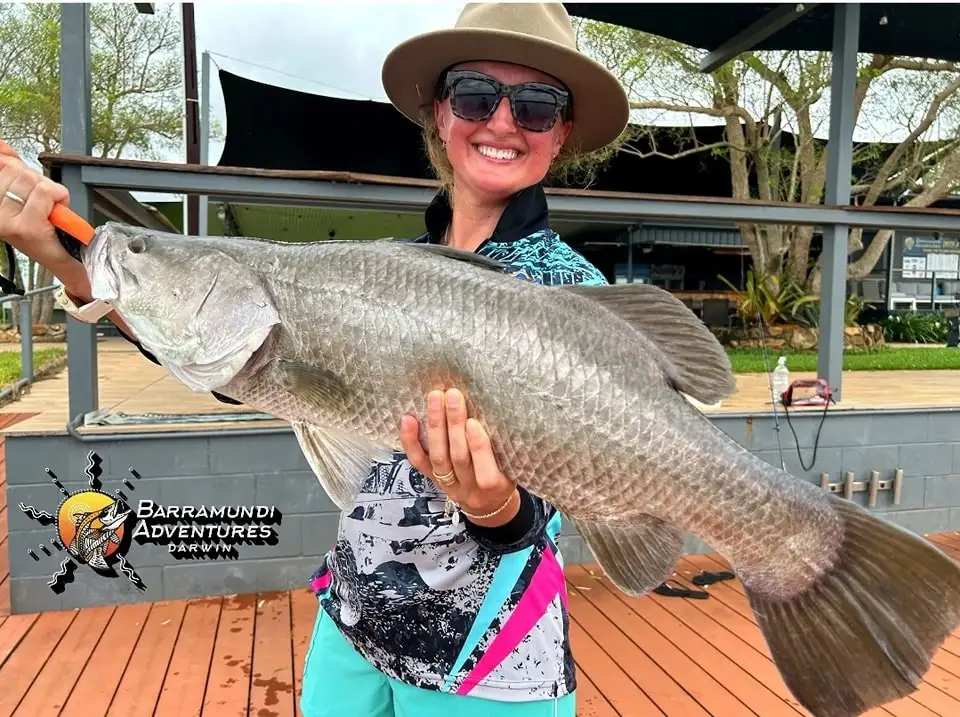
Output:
[85, 223, 281, 392]
[98, 502, 132, 531]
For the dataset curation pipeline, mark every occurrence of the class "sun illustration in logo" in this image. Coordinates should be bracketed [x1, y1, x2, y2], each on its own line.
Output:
[19, 450, 146, 594]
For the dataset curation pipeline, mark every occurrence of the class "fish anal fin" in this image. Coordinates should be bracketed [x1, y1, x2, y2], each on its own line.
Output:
[573, 514, 684, 596]
[291, 422, 393, 511]
[563, 283, 737, 405]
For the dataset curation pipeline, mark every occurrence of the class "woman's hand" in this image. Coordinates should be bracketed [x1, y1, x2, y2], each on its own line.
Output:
[399, 388, 521, 528]
[0, 140, 88, 292]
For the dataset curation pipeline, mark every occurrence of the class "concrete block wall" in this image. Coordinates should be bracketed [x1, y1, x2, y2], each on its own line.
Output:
[5, 406, 960, 612]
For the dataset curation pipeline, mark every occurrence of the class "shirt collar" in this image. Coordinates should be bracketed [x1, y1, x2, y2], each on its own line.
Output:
[417, 183, 551, 247]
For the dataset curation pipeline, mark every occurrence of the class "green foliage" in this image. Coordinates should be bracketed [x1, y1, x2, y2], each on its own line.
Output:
[0, 347, 64, 386]
[718, 268, 818, 326]
[574, 18, 960, 285]
[726, 346, 960, 373]
[879, 311, 949, 344]
[0, 3, 218, 160]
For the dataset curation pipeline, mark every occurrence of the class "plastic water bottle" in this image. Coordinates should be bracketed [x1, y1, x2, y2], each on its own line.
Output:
[772, 356, 790, 405]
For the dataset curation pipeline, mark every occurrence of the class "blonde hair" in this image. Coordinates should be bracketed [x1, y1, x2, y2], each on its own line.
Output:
[417, 106, 621, 196]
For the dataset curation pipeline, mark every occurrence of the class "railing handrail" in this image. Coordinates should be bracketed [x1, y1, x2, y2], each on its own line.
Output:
[0, 284, 59, 305]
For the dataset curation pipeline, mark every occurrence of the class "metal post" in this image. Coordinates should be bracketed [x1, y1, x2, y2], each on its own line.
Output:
[817, 3, 859, 403]
[885, 233, 895, 312]
[182, 3, 200, 235]
[199, 50, 211, 236]
[60, 3, 99, 417]
[18, 299, 32, 381]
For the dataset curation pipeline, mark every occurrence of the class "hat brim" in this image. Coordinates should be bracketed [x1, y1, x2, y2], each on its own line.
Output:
[381, 27, 629, 154]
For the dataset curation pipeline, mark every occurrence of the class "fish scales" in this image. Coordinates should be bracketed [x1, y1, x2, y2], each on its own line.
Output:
[192, 238, 837, 573]
[85, 223, 960, 717]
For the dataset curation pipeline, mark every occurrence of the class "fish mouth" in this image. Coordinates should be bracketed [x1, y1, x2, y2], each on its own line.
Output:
[86, 227, 121, 303]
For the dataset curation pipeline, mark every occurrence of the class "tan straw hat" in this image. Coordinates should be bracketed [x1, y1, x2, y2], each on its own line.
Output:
[381, 3, 630, 154]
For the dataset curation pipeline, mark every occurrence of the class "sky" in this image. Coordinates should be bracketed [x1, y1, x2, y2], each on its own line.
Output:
[192, 1, 470, 166]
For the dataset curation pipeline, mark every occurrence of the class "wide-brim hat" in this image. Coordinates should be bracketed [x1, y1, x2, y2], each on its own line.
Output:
[381, 3, 630, 154]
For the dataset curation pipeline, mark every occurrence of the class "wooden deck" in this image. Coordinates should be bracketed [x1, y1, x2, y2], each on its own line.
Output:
[2, 337, 959, 437]
[0, 547, 958, 717]
[1, 413, 960, 716]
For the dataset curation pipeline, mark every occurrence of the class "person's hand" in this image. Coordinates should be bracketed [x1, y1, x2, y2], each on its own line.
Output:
[0, 140, 86, 290]
[400, 388, 521, 528]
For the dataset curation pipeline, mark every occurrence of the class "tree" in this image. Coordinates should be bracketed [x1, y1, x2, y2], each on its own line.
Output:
[575, 20, 960, 293]
[0, 2, 185, 323]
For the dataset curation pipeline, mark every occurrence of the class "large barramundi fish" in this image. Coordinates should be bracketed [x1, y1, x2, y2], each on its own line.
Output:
[85, 222, 960, 717]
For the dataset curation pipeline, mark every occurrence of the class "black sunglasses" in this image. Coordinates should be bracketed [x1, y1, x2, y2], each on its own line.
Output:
[439, 70, 571, 133]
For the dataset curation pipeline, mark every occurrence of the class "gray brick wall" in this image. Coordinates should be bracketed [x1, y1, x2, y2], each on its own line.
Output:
[6, 406, 960, 613]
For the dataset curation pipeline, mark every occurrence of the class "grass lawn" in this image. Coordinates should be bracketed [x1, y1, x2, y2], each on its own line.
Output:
[0, 347, 66, 385]
[727, 346, 960, 373]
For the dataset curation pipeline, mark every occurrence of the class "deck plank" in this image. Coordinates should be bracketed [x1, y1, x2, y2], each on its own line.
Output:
[0, 613, 38, 670]
[0, 609, 77, 716]
[290, 588, 317, 717]
[12, 605, 115, 717]
[105, 599, 188, 717]
[202, 594, 257, 717]
[570, 668, 622, 717]
[677, 555, 959, 717]
[570, 565, 807, 717]
[0, 543, 954, 715]
[569, 568, 757, 716]
[569, 579, 709, 716]
[154, 596, 224, 717]
[568, 600, 668, 717]
[248, 591, 296, 717]
[59, 602, 153, 717]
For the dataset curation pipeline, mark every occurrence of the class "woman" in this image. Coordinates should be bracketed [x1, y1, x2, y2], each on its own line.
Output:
[0, 4, 628, 715]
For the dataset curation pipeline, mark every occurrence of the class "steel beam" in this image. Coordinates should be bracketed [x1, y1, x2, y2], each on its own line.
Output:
[817, 3, 860, 403]
[71, 162, 960, 234]
[92, 187, 180, 232]
[60, 4, 99, 419]
[699, 3, 818, 73]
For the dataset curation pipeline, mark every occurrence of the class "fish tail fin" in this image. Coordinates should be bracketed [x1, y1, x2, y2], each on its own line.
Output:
[742, 494, 960, 717]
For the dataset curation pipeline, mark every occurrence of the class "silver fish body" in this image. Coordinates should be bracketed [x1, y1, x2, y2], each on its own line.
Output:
[85, 223, 960, 717]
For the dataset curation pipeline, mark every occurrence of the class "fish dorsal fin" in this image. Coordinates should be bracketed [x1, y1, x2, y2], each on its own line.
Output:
[563, 283, 737, 404]
[405, 243, 510, 272]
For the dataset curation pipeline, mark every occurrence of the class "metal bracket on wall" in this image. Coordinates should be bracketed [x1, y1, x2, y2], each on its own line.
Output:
[819, 469, 904, 507]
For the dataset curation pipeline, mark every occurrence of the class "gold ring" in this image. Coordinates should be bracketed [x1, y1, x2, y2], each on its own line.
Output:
[433, 469, 456, 486]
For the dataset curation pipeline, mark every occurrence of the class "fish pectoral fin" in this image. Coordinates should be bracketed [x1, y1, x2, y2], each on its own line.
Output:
[573, 515, 685, 597]
[291, 422, 393, 511]
[561, 283, 737, 405]
[272, 359, 352, 409]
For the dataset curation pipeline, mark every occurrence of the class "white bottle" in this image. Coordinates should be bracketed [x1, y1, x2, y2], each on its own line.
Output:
[772, 356, 790, 404]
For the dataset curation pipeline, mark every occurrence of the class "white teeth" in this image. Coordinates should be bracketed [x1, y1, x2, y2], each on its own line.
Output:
[477, 145, 519, 160]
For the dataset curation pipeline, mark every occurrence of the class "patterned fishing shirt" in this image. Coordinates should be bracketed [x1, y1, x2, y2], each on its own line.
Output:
[306, 183, 609, 702]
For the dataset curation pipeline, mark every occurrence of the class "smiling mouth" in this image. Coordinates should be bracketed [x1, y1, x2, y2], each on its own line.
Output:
[475, 144, 521, 161]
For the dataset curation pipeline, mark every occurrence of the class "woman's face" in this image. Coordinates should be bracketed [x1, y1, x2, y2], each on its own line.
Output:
[434, 60, 572, 203]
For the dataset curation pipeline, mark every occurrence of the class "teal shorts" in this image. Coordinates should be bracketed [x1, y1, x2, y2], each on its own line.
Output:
[300, 602, 577, 717]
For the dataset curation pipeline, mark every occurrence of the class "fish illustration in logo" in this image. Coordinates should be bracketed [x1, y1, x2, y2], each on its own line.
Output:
[68, 500, 132, 571]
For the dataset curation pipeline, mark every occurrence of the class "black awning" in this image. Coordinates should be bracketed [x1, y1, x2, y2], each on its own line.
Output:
[564, 3, 960, 62]
[215, 69, 914, 203]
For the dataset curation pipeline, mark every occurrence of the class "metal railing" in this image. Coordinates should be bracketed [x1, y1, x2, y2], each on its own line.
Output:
[0, 284, 59, 390]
